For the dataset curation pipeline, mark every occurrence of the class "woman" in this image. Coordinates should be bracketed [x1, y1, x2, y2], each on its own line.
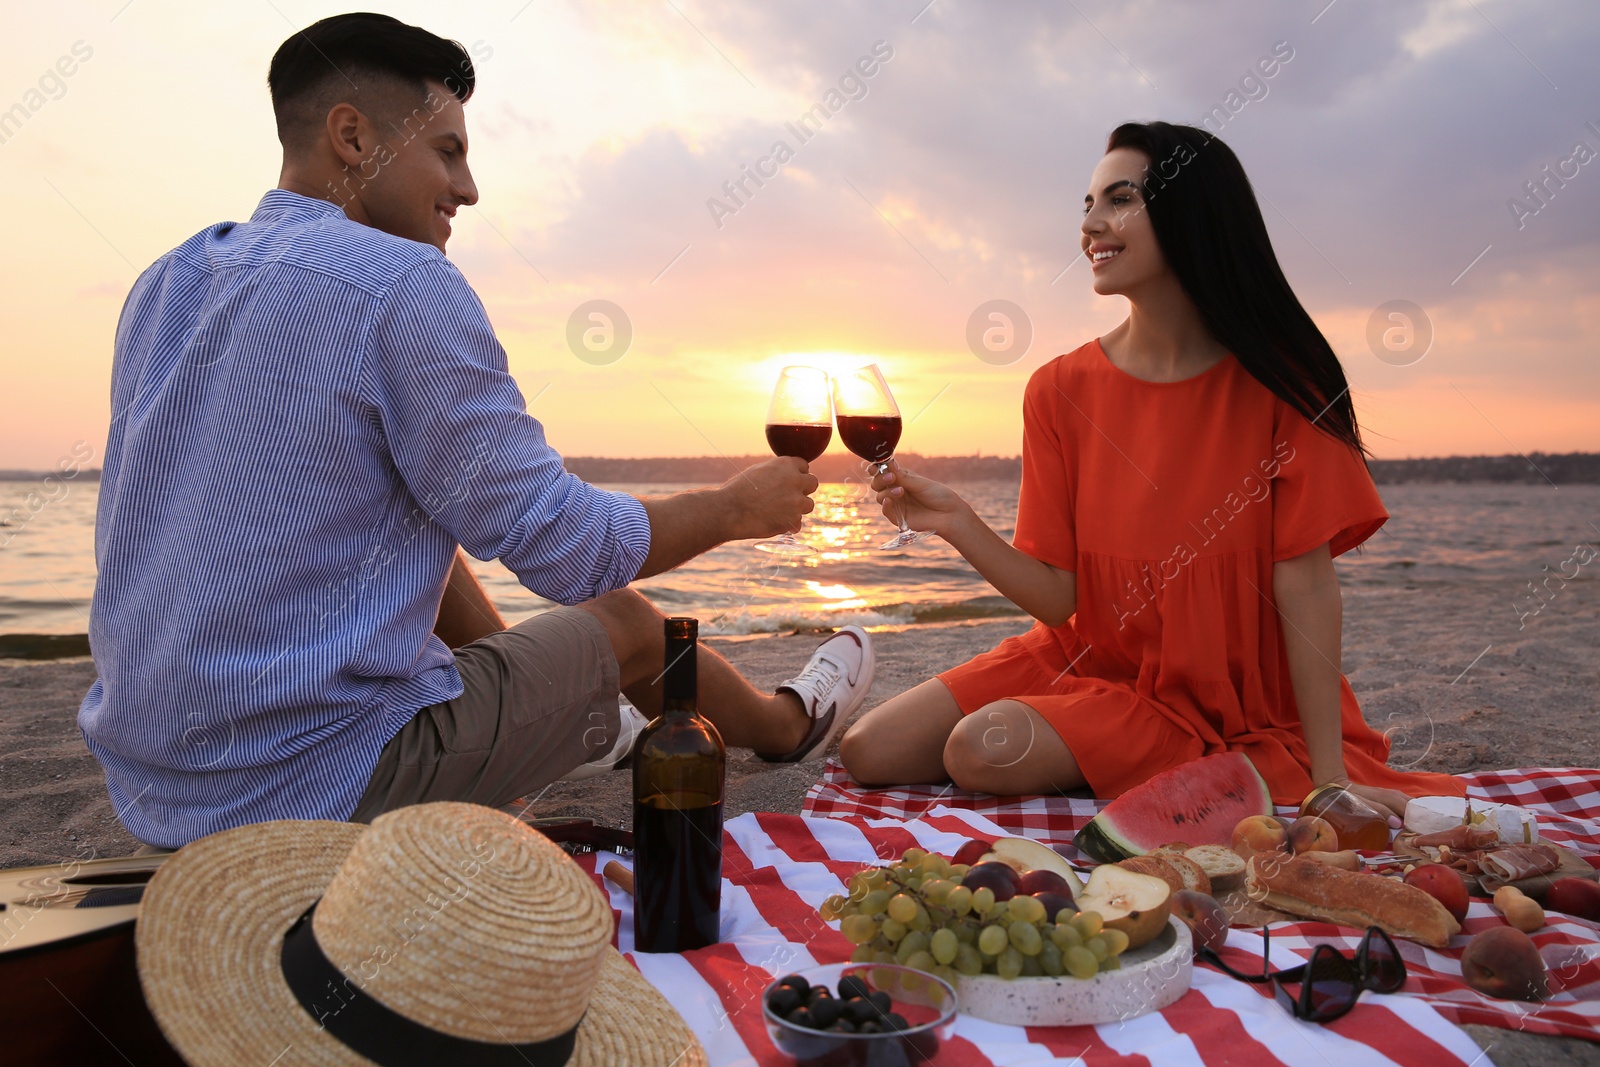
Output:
[838, 121, 1464, 818]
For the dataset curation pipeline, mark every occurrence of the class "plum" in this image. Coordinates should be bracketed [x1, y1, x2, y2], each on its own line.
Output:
[961, 861, 1022, 902]
[1033, 891, 1075, 923]
[1544, 877, 1600, 923]
[950, 838, 993, 867]
[1018, 868, 1075, 900]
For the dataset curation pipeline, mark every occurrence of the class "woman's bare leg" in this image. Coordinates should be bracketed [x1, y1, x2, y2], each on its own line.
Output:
[838, 679, 963, 785]
[942, 699, 1086, 795]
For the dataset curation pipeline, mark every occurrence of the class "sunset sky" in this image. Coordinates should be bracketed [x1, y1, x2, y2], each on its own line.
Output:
[2, 0, 1597, 471]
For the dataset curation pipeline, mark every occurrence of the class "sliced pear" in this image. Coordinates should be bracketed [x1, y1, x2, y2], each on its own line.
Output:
[978, 836, 1086, 897]
[1075, 865, 1172, 950]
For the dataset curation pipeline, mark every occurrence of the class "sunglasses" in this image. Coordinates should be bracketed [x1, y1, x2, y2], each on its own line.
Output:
[1196, 925, 1406, 1023]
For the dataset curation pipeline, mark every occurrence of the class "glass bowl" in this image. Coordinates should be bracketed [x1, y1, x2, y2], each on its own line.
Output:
[762, 962, 957, 1066]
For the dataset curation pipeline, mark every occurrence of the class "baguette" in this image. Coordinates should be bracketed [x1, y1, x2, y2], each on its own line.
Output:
[1117, 855, 1185, 894]
[1163, 854, 1213, 896]
[1182, 845, 1246, 891]
[1245, 853, 1461, 948]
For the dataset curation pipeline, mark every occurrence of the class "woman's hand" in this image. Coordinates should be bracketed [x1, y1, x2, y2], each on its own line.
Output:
[1324, 776, 1408, 827]
[870, 459, 971, 537]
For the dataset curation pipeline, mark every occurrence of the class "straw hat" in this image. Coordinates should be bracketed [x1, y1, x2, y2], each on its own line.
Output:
[136, 802, 706, 1066]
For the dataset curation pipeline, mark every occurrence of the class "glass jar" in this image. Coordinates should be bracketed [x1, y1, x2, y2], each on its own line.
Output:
[1299, 784, 1392, 851]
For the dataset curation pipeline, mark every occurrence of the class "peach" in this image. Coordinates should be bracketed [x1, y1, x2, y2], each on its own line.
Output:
[1403, 863, 1470, 925]
[1544, 877, 1600, 923]
[1231, 815, 1288, 859]
[1461, 926, 1546, 1001]
[1287, 815, 1339, 855]
[1171, 889, 1230, 955]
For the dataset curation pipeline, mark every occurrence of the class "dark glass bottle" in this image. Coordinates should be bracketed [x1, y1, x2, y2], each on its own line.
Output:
[632, 617, 726, 952]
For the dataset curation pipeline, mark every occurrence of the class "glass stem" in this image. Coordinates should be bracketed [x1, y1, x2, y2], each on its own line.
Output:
[875, 460, 911, 534]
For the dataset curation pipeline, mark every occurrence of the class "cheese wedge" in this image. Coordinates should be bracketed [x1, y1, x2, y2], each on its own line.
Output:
[1403, 796, 1539, 845]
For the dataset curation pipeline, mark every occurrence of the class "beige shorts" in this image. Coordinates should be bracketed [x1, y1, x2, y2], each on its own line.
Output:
[348, 606, 622, 823]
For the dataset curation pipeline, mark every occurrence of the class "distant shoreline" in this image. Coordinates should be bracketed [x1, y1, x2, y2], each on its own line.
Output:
[8, 451, 1597, 485]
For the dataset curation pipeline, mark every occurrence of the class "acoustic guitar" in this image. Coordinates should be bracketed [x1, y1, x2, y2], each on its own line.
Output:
[1, 851, 183, 1065]
[2, 817, 630, 1065]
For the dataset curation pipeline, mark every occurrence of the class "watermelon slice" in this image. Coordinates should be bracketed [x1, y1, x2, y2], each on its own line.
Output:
[1073, 752, 1272, 863]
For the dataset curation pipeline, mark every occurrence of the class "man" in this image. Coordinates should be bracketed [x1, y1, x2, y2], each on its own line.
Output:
[79, 12, 873, 850]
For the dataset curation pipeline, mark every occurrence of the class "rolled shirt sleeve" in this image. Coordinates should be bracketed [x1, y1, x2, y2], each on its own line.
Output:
[361, 259, 650, 604]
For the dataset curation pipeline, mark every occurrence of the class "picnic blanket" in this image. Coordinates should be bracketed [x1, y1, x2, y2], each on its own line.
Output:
[796, 763, 1600, 1050]
[575, 806, 1495, 1065]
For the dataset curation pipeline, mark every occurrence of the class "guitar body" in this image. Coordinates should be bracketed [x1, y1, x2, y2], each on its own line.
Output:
[1, 853, 184, 1065]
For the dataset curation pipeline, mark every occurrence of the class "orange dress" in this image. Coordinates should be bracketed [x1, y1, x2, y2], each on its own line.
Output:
[938, 338, 1465, 805]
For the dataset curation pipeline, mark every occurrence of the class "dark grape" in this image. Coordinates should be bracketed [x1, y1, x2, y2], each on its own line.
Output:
[808, 997, 842, 1028]
[789, 1007, 814, 1029]
[884, 1012, 910, 1032]
[837, 975, 871, 1001]
[777, 974, 810, 998]
[830, 1019, 858, 1034]
[766, 986, 802, 1016]
[867, 990, 892, 1014]
[841, 997, 878, 1025]
[858, 1020, 883, 1034]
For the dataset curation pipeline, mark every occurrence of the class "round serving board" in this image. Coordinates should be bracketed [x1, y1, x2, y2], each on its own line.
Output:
[955, 916, 1192, 1027]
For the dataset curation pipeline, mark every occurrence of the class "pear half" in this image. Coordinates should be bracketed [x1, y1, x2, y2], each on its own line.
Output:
[978, 836, 1086, 897]
[1075, 865, 1173, 950]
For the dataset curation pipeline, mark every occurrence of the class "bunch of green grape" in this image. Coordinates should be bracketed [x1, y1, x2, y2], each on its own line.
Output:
[817, 847, 1131, 983]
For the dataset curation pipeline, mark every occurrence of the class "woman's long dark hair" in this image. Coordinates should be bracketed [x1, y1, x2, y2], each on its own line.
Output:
[1105, 121, 1364, 454]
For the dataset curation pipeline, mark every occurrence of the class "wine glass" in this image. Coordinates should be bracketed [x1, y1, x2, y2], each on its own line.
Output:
[755, 366, 833, 556]
[831, 364, 929, 549]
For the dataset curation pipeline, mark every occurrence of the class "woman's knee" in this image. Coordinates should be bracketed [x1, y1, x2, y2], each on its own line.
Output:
[943, 701, 1042, 794]
[839, 680, 959, 786]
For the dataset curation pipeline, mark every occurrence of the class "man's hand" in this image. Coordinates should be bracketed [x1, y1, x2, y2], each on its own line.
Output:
[717, 457, 819, 541]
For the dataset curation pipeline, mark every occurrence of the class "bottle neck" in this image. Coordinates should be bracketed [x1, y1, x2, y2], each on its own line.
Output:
[662, 631, 697, 714]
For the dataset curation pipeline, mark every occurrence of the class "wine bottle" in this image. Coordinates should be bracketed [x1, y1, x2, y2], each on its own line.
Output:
[632, 617, 726, 952]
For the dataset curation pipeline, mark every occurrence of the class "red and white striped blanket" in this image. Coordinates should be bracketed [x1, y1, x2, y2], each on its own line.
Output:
[570, 765, 1598, 1065]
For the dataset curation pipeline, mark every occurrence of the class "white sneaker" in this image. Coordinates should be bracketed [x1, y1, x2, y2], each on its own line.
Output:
[763, 625, 876, 763]
[561, 698, 648, 781]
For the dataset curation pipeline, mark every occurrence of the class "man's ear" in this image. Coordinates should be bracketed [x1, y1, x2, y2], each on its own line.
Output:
[325, 102, 377, 169]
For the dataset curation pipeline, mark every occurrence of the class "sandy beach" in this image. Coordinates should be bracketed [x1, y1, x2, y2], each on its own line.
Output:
[6, 576, 1598, 870]
[4, 583, 1597, 1062]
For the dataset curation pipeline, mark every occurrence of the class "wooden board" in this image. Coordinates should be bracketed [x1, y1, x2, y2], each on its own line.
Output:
[1390, 840, 1597, 898]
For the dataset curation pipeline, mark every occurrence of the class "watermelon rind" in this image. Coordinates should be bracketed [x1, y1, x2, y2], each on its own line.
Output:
[1072, 752, 1272, 864]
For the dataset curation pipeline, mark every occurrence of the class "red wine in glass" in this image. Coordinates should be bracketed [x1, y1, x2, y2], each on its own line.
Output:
[755, 366, 832, 556]
[834, 415, 901, 464]
[831, 365, 929, 549]
[765, 423, 832, 463]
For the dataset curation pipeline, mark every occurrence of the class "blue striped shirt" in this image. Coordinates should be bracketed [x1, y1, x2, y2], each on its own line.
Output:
[78, 190, 651, 848]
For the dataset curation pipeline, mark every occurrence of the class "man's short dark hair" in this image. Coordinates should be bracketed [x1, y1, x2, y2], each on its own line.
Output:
[268, 12, 475, 148]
